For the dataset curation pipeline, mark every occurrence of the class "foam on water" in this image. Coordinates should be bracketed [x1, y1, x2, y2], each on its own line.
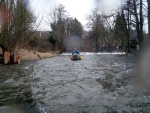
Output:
[61, 52, 126, 56]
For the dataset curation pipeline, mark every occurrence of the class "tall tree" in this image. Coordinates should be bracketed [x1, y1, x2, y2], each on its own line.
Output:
[147, 0, 150, 40]
[50, 4, 67, 53]
[132, 0, 144, 48]
[114, 13, 127, 52]
[120, 0, 144, 49]
[66, 18, 83, 37]
[87, 8, 114, 52]
[49, 5, 83, 52]
[87, 8, 104, 52]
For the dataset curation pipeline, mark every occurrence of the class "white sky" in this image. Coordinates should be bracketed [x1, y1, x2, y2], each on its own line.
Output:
[30, 0, 126, 31]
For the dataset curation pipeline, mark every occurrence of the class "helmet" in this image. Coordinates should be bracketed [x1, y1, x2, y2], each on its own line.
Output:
[74, 48, 77, 50]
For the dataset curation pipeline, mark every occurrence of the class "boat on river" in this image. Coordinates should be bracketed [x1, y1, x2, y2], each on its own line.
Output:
[70, 53, 81, 60]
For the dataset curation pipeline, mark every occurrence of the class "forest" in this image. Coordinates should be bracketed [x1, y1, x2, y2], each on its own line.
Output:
[0, 0, 149, 54]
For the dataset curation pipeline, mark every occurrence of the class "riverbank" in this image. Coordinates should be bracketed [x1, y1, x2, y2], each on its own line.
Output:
[19, 49, 59, 61]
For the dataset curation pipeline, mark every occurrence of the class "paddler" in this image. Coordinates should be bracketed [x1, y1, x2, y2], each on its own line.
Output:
[72, 48, 80, 55]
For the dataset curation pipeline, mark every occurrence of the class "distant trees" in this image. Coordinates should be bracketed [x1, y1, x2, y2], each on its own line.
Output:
[50, 4, 67, 52]
[49, 1, 150, 52]
[114, 13, 127, 51]
[85, 0, 149, 52]
[87, 8, 103, 52]
[87, 8, 116, 52]
[48, 34, 56, 50]
[0, 0, 35, 54]
[49, 4, 83, 52]
[113, 0, 147, 52]
[121, 0, 146, 49]
[66, 18, 83, 37]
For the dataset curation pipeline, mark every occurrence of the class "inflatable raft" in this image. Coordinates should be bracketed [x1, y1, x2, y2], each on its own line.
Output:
[70, 54, 81, 60]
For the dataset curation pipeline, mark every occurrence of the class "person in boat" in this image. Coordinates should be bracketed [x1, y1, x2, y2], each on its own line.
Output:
[72, 48, 80, 55]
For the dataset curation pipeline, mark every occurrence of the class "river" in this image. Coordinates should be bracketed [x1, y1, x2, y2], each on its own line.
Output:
[0, 53, 150, 113]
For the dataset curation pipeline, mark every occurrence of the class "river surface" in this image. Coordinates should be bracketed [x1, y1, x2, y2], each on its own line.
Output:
[0, 53, 150, 113]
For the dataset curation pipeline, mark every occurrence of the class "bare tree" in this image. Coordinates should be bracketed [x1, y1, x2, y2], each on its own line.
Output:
[87, 8, 116, 52]
[119, 0, 145, 50]
[49, 4, 67, 53]
[0, 0, 35, 54]
[49, 4, 83, 52]
[121, 0, 133, 52]
[87, 8, 104, 52]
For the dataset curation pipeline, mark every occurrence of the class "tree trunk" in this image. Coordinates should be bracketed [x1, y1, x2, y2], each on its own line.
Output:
[139, 0, 144, 46]
[126, 8, 130, 53]
[133, 0, 143, 49]
[0, 45, 6, 56]
[121, 9, 130, 53]
[147, 0, 150, 41]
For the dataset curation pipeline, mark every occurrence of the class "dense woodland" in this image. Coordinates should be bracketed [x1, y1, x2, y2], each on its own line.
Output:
[0, 0, 150, 54]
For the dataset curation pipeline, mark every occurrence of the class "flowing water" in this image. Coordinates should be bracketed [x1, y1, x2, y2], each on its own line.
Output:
[0, 53, 149, 113]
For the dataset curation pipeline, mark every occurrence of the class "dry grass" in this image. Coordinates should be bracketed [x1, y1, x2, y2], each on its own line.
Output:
[19, 49, 58, 61]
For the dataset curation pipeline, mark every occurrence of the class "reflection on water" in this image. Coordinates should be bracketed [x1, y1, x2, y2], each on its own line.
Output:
[0, 54, 150, 113]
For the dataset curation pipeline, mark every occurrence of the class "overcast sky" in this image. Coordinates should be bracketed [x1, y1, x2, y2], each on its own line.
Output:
[30, 0, 126, 31]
